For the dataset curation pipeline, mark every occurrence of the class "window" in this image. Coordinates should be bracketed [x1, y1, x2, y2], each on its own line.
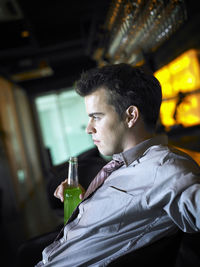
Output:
[35, 89, 94, 165]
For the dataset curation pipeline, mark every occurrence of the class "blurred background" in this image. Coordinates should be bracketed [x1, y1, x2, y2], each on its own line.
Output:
[0, 0, 200, 266]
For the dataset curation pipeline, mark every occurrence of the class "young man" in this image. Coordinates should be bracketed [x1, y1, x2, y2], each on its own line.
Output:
[36, 63, 200, 266]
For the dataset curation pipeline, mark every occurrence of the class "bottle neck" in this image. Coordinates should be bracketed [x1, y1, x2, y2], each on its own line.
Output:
[68, 157, 79, 187]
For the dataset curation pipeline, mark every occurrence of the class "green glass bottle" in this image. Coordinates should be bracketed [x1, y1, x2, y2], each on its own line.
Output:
[64, 157, 82, 224]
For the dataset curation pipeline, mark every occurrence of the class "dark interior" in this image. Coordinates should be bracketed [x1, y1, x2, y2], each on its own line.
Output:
[0, 1, 200, 266]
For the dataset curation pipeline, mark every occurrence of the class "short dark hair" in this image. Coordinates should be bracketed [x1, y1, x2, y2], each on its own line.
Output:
[75, 63, 162, 132]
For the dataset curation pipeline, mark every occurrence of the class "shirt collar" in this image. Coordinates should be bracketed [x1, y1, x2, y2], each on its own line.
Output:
[113, 135, 168, 166]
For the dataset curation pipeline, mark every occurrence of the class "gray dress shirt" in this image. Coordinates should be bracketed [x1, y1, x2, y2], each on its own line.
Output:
[36, 135, 200, 267]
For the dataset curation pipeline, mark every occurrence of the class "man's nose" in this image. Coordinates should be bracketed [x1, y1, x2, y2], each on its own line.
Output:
[86, 122, 96, 134]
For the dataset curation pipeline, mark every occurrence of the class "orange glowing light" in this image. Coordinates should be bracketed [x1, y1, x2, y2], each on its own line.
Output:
[21, 31, 30, 38]
[155, 49, 200, 128]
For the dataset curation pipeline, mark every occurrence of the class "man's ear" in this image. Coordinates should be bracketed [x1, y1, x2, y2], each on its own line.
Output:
[125, 106, 139, 128]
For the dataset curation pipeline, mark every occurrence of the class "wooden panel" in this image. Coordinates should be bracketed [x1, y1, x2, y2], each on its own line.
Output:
[0, 77, 43, 205]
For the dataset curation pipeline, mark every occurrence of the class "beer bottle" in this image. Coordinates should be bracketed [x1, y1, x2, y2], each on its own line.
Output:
[64, 157, 82, 224]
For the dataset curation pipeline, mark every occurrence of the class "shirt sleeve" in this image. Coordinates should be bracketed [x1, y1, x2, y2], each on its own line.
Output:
[156, 155, 200, 233]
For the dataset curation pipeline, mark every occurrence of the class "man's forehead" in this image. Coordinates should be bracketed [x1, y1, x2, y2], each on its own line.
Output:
[84, 89, 116, 115]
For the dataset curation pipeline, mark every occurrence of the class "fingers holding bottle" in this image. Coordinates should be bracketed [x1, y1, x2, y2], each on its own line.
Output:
[54, 179, 68, 202]
[54, 178, 85, 202]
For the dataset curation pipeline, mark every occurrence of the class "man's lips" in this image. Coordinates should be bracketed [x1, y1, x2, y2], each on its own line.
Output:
[93, 139, 100, 144]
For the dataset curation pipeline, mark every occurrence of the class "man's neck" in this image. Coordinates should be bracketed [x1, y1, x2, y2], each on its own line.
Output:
[122, 131, 155, 153]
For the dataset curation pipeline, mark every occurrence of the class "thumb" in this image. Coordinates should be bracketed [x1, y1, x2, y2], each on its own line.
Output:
[79, 193, 84, 200]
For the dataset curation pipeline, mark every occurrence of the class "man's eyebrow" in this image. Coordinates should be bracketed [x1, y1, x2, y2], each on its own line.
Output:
[88, 112, 104, 117]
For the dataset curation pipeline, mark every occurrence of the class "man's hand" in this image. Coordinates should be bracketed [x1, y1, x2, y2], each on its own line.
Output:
[54, 179, 85, 202]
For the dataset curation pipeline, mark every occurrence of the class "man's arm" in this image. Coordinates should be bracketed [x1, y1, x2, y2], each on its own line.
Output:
[154, 155, 200, 232]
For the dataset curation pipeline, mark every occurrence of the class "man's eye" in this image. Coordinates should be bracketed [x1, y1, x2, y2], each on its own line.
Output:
[92, 115, 101, 121]
[93, 116, 100, 121]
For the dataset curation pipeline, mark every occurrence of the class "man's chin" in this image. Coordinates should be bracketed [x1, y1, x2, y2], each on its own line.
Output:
[98, 147, 113, 157]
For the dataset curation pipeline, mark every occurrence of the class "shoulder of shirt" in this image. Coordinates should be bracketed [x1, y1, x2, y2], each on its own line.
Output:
[156, 145, 200, 172]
